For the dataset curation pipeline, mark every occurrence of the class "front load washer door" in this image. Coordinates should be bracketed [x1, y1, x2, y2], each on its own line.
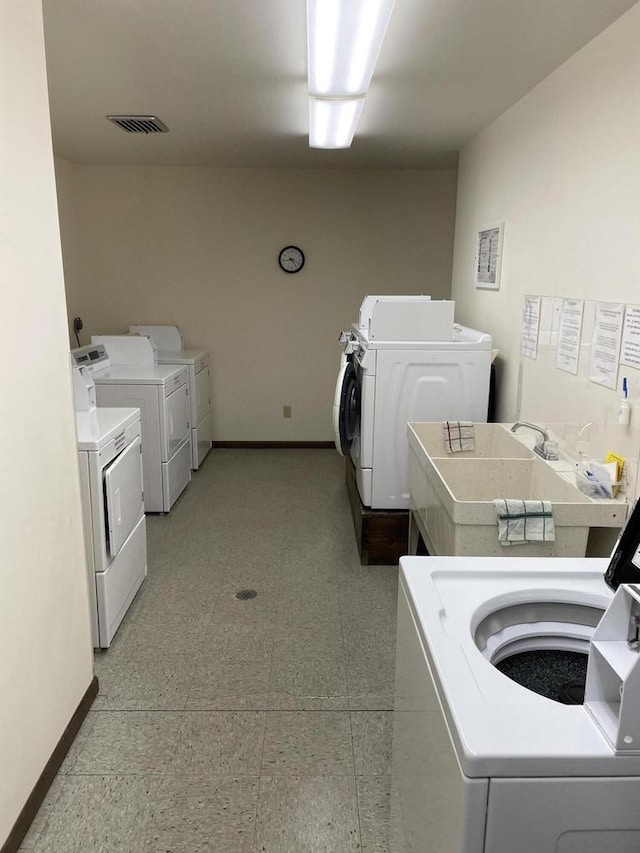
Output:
[333, 359, 361, 456]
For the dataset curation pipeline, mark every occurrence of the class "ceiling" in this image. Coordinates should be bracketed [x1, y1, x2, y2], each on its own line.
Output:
[42, 0, 636, 170]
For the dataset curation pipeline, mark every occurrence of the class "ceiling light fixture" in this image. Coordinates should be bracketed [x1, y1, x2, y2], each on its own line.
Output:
[308, 97, 365, 149]
[307, 0, 395, 149]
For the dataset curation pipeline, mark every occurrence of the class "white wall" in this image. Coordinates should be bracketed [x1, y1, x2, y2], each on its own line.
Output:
[56, 165, 457, 441]
[54, 155, 82, 341]
[451, 2, 640, 424]
[0, 1, 93, 843]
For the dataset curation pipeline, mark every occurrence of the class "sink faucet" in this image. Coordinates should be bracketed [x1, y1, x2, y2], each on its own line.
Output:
[510, 421, 559, 461]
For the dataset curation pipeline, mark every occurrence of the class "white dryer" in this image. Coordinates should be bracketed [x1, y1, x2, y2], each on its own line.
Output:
[72, 366, 147, 648]
[392, 546, 640, 852]
[128, 324, 212, 470]
[334, 296, 492, 510]
[72, 337, 191, 513]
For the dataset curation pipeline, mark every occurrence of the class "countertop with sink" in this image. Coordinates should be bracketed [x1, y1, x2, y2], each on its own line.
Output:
[407, 422, 629, 558]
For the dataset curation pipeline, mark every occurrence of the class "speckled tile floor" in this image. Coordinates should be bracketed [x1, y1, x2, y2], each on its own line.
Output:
[21, 449, 399, 853]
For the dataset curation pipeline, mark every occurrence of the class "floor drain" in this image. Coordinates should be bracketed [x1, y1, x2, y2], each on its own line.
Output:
[235, 589, 257, 601]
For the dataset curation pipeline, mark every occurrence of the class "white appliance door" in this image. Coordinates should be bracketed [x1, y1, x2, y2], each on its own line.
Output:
[95, 514, 147, 648]
[333, 357, 347, 454]
[162, 438, 192, 511]
[104, 436, 144, 558]
[194, 364, 211, 425]
[193, 411, 212, 469]
[166, 385, 190, 458]
[485, 777, 640, 853]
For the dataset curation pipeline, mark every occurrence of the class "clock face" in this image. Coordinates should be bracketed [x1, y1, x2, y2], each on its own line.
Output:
[278, 245, 305, 274]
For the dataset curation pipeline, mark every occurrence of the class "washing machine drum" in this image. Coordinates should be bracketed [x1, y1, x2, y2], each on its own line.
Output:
[333, 360, 361, 457]
[474, 598, 605, 704]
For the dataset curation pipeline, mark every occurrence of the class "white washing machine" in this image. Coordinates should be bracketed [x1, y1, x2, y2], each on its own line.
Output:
[72, 337, 191, 513]
[392, 548, 640, 852]
[128, 324, 212, 470]
[72, 366, 147, 648]
[333, 296, 492, 509]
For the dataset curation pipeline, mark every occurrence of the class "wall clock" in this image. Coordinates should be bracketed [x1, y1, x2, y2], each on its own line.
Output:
[278, 245, 305, 274]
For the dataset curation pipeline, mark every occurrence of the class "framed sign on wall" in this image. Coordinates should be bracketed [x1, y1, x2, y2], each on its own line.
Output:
[475, 221, 504, 290]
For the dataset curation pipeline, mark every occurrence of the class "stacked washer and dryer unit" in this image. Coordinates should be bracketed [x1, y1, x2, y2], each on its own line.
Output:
[72, 364, 147, 648]
[334, 295, 492, 510]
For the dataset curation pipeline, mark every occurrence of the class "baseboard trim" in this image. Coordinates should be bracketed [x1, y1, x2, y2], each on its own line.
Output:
[1, 675, 99, 853]
[213, 441, 335, 449]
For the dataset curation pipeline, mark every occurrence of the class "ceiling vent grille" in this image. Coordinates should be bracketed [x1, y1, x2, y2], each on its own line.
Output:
[107, 115, 169, 134]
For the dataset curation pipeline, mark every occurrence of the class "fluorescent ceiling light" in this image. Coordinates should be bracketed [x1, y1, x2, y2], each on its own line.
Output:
[308, 97, 365, 149]
[307, 0, 396, 98]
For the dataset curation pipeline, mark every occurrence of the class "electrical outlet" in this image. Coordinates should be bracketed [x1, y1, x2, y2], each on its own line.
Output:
[283, 405, 292, 419]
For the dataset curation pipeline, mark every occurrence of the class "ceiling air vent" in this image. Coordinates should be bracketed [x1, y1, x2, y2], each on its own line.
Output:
[107, 115, 169, 134]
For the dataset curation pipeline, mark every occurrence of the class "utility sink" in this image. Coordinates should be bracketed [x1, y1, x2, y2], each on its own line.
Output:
[408, 422, 626, 558]
[412, 422, 535, 460]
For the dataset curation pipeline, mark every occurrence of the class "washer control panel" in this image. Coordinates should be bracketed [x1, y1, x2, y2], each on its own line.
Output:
[72, 344, 110, 373]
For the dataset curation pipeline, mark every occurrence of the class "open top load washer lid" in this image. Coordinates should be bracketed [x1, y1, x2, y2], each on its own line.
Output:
[398, 555, 640, 778]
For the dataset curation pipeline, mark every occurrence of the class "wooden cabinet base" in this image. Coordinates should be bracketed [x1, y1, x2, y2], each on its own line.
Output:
[345, 459, 411, 565]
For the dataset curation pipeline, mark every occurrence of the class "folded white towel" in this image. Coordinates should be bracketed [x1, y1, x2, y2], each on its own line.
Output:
[443, 421, 475, 453]
[494, 499, 556, 546]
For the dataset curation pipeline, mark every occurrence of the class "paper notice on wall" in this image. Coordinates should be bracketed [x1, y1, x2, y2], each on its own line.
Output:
[588, 302, 624, 389]
[555, 299, 584, 374]
[521, 295, 541, 359]
[475, 223, 504, 289]
[620, 305, 640, 369]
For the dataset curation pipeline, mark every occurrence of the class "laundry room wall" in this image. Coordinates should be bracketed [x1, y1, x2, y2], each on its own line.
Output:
[55, 164, 457, 442]
[54, 156, 84, 339]
[450, 1, 640, 425]
[0, 0, 93, 846]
